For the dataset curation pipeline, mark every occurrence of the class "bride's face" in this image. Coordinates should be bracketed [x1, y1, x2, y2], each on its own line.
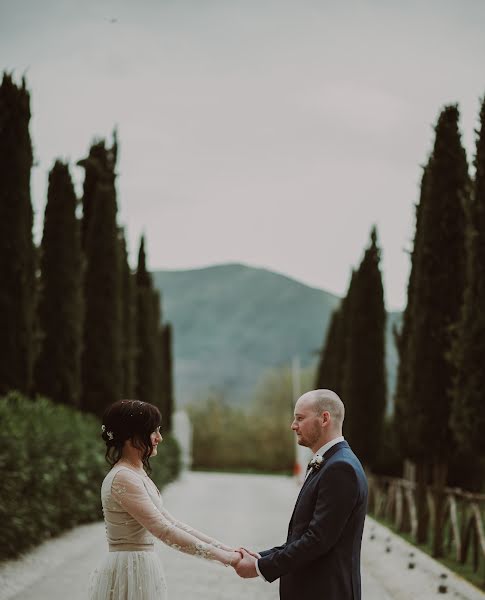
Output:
[150, 426, 163, 456]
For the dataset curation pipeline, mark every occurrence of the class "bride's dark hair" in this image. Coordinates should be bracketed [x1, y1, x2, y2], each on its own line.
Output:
[101, 399, 162, 473]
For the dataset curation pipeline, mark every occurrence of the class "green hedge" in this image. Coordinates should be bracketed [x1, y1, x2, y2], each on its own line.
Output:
[0, 392, 181, 560]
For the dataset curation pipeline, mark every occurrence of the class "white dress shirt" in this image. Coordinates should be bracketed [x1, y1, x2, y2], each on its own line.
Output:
[304, 436, 345, 480]
[256, 436, 345, 581]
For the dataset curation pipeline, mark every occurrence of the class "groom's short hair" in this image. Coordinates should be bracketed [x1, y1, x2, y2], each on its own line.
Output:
[310, 389, 345, 427]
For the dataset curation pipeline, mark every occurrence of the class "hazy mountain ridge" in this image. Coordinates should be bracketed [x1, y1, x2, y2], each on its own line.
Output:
[153, 263, 400, 409]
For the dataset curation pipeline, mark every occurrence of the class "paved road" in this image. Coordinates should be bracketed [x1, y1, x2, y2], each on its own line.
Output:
[1, 472, 484, 599]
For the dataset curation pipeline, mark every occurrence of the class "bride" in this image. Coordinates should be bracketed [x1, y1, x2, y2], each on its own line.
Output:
[89, 399, 241, 599]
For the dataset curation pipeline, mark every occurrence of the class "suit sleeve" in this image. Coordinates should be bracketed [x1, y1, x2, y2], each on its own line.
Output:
[259, 544, 286, 557]
[258, 463, 359, 582]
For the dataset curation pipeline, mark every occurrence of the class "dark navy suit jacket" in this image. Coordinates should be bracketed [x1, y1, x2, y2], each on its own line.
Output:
[258, 441, 368, 600]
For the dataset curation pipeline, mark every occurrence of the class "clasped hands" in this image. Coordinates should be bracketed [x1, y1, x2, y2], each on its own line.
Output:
[229, 547, 261, 578]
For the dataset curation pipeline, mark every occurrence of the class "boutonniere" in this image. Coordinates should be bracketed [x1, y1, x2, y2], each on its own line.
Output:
[308, 454, 324, 471]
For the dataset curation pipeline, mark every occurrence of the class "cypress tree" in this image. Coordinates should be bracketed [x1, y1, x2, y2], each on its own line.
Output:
[34, 161, 83, 406]
[407, 106, 469, 467]
[315, 307, 343, 394]
[152, 286, 162, 407]
[159, 323, 174, 433]
[342, 228, 387, 470]
[119, 229, 136, 398]
[393, 165, 429, 461]
[135, 237, 159, 406]
[79, 137, 122, 416]
[407, 106, 469, 555]
[0, 73, 35, 395]
[79, 131, 118, 249]
[451, 97, 485, 457]
[392, 166, 432, 542]
[315, 270, 356, 395]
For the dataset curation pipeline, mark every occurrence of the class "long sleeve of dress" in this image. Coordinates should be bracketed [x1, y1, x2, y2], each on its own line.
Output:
[158, 505, 231, 550]
[111, 470, 226, 562]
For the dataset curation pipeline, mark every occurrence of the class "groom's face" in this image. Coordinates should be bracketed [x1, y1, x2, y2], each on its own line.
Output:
[291, 398, 323, 448]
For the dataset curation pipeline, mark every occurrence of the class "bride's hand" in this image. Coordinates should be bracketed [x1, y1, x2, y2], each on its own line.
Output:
[238, 546, 261, 559]
[227, 550, 243, 567]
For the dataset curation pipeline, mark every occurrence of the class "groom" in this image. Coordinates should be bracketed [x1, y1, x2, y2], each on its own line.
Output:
[235, 389, 368, 600]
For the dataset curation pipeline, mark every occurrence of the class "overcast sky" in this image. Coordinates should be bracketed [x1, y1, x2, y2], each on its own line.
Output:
[2, 0, 485, 310]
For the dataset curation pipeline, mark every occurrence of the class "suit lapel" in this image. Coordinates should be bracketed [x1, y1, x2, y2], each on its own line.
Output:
[287, 441, 350, 530]
[288, 468, 320, 528]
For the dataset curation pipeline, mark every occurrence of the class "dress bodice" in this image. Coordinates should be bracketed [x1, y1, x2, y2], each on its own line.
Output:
[100, 464, 225, 561]
[102, 465, 162, 551]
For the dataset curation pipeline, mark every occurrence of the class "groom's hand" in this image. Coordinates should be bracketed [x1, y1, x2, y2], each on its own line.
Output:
[238, 547, 261, 559]
[235, 549, 258, 578]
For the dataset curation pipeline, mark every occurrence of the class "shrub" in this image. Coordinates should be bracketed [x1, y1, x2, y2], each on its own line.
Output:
[187, 366, 317, 473]
[0, 392, 181, 560]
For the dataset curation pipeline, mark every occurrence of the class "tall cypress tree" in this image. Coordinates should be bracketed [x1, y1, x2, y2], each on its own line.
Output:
[315, 270, 356, 395]
[451, 97, 485, 457]
[79, 137, 122, 416]
[407, 106, 469, 468]
[407, 106, 469, 555]
[135, 236, 159, 406]
[0, 73, 35, 395]
[392, 166, 432, 542]
[342, 228, 387, 469]
[393, 165, 429, 461]
[315, 307, 343, 393]
[79, 130, 118, 249]
[152, 286, 162, 408]
[159, 323, 174, 433]
[34, 161, 83, 406]
[119, 229, 136, 398]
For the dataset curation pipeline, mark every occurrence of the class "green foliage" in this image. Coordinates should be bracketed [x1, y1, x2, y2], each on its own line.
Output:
[0, 73, 35, 395]
[79, 137, 122, 416]
[159, 324, 174, 433]
[0, 392, 181, 561]
[150, 434, 181, 490]
[315, 270, 359, 398]
[342, 228, 387, 469]
[188, 366, 314, 473]
[78, 133, 118, 249]
[135, 237, 160, 408]
[119, 229, 137, 398]
[371, 417, 402, 477]
[451, 96, 485, 456]
[407, 106, 469, 464]
[0, 392, 104, 560]
[315, 306, 343, 393]
[393, 165, 429, 461]
[34, 161, 83, 406]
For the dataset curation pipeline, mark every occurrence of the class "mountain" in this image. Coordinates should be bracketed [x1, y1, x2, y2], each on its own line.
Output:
[153, 263, 401, 411]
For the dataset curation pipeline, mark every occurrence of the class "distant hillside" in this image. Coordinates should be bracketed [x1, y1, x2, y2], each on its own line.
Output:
[153, 263, 401, 410]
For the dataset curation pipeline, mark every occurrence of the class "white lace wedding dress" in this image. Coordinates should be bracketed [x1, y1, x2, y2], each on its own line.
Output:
[89, 465, 227, 599]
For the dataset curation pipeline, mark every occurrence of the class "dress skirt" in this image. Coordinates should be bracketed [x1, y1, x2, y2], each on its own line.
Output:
[89, 550, 167, 600]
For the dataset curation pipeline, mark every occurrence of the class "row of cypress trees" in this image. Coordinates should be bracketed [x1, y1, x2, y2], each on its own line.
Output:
[0, 73, 174, 428]
[393, 101, 485, 554]
[394, 103, 485, 476]
[315, 227, 387, 471]
[315, 97, 485, 554]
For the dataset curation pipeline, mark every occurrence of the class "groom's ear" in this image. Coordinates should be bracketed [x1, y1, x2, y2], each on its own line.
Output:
[321, 411, 331, 426]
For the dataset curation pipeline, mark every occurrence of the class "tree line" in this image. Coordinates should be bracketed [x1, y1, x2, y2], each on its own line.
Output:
[188, 366, 315, 473]
[315, 98, 485, 506]
[0, 73, 173, 430]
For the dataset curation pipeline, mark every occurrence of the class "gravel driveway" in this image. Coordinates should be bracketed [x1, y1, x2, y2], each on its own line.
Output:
[1, 472, 484, 600]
